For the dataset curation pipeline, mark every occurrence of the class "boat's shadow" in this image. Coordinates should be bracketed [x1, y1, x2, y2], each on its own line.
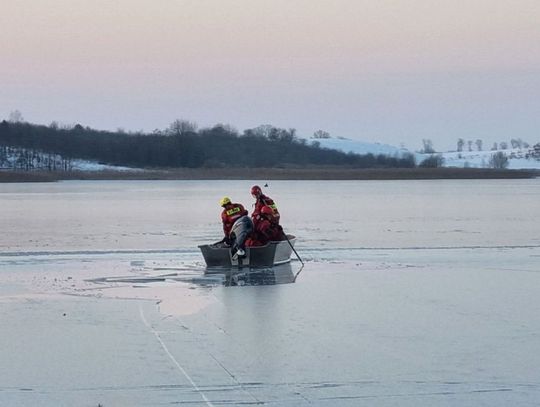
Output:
[85, 262, 304, 289]
[203, 263, 304, 287]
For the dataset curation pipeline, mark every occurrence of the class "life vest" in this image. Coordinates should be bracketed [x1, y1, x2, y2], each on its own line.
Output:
[221, 203, 248, 236]
[252, 217, 283, 245]
[252, 194, 280, 224]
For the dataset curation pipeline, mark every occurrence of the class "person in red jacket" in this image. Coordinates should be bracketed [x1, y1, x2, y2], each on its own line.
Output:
[251, 185, 280, 226]
[249, 205, 284, 246]
[219, 196, 252, 256]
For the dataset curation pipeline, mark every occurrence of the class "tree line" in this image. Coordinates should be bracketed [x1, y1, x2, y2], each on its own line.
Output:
[0, 145, 73, 171]
[421, 137, 534, 154]
[0, 120, 416, 171]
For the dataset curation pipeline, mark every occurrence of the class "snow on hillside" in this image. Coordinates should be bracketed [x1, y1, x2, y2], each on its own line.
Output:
[309, 137, 540, 170]
[0, 148, 141, 172]
[70, 160, 142, 172]
[418, 148, 540, 170]
[310, 137, 407, 156]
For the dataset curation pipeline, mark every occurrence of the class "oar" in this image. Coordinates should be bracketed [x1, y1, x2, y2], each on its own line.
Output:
[293, 263, 305, 282]
[282, 230, 304, 266]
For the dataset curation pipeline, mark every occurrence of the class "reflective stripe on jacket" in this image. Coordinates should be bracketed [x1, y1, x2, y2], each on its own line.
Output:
[221, 203, 248, 236]
[252, 195, 280, 224]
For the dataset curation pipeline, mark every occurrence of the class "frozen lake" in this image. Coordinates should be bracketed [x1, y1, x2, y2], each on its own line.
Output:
[1, 179, 540, 406]
[1, 179, 539, 253]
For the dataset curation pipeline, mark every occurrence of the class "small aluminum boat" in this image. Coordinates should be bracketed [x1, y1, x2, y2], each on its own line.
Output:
[199, 235, 296, 268]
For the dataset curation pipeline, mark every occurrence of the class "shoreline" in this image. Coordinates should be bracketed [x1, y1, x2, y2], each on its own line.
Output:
[0, 167, 538, 182]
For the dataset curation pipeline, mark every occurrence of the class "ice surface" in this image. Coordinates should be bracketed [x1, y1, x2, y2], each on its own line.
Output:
[1, 180, 539, 406]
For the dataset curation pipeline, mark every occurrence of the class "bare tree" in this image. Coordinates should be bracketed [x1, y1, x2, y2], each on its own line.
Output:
[168, 119, 198, 136]
[489, 152, 509, 169]
[491, 142, 498, 150]
[528, 143, 540, 159]
[0, 146, 7, 168]
[248, 124, 274, 138]
[422, 139, 435, 154]
[8, 110, 24, 123]
[510, 138, 523, 149]
[211, 123, 238, 136]
[288, 128, 297, 140]
[467, 140, 473, 151]
[475, 139, 483, 151]
[313, 130, 330, 139]
[419, 154, 444, 168]
[457, 138, 464, 152]
[500, 141, 508, 150]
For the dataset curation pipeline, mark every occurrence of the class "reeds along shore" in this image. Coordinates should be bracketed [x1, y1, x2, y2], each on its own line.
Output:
[0, 167, 538, 182]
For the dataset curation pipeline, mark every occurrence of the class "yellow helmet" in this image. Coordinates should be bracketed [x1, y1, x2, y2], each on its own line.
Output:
[219, 196, 231, 206]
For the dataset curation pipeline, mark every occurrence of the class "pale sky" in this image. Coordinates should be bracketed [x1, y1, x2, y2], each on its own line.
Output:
[1, 0, 539, 150]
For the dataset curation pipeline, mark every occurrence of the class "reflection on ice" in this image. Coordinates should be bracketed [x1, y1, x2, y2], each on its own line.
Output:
[75, 261, 306, 318]
[204, 263, 303, 286]
[89, 263, 303, 288]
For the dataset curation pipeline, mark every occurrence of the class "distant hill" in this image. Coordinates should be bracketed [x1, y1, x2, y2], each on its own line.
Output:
[0, 121, 415, 171]
[3, 121, 537, 172]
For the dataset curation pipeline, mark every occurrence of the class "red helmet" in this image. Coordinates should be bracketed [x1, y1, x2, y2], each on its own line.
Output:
[251, 185, 262, 197]
[260, 205, 273, 217]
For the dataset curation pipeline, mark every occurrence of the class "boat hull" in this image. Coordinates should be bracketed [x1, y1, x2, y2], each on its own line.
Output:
[199, 235, 296, 268]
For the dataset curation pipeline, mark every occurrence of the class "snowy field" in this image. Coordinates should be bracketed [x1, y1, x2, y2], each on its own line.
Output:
[313, 137, 540, 170]
[1, 180, 539, 406]
[430, 148, 540, 170]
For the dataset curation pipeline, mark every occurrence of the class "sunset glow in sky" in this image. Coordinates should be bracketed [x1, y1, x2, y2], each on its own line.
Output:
[2, 0, 539, 150]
